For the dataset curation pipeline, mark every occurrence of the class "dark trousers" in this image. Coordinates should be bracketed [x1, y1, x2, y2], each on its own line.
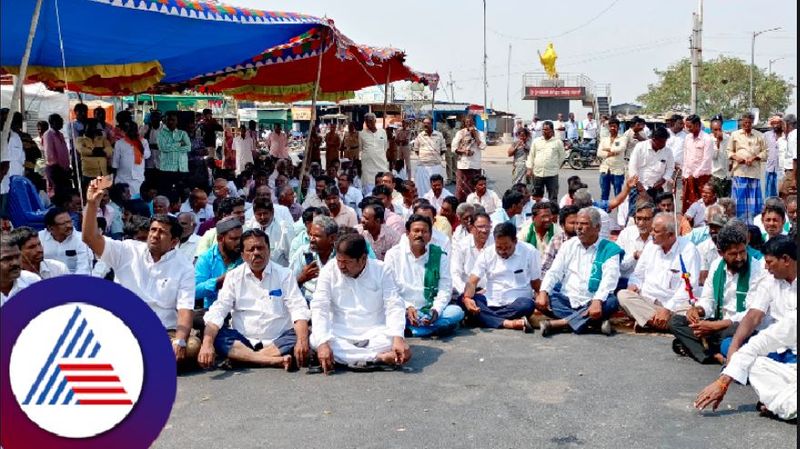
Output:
[458, 294, 535, 329]
[160, 171, 188, 193]
[532, 175, 559, 202]
[546, 292, 619, 333]
[670, 315, 739, 364]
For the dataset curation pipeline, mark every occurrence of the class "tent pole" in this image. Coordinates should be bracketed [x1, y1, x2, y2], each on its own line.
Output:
[1, 0, 43, 157]
[382, 66, 391, 129]
[299, 31, 327, 189]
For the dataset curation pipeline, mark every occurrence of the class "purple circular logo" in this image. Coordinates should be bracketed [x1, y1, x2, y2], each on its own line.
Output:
[1, 276, 176, 449]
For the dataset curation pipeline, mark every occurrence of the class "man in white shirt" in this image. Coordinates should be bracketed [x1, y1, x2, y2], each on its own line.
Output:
[536, 208, 621, 336]
[696, 235, 797, 420]
[616, 202, 655, 288]
[665, 114, 687, 170]
[180, 189, 214, 233]
[783, 114, 797, 174]
[697, 208, 730, 286]
[452, 203, 478, 246]
[403, 203, 452, 256]
[359, 113, 389, 194]
[310, 234, 411, 373]
[0, 125, 24, 195]
[291, 216, 338, 304]
[338, 172, 364, 219]
[83, 178, 199, 365]
[301, 175, 330, 209]
[198, 229, 310, 371]
[618, 213, 701, 331]
[466, 175, 501, 214]
[517, 202, 559, 254]
[245, 198, 294, 267]
[11, 226, 69, 279]
[581, 112, 598, 143]
[565, 113, 579, 143]
[459, 222, 540, 332]
[421, 173, 454, 212]
[671, 222, 765, 365]
[451, 212, 493, 296]
[176, 212, 200, 263]
[385, 214, 464, 338]
[322, 186, 358, 229]
[627, 127, 674, 220]
[39, 208, 92, 275]
[232, 125, 255, 176]
[695, 314, 796, 421]
[452, 115, 486, 201]
[1, 236, 41, 307]
[412, 117, 447, 196]
[530, 115, 544, 138]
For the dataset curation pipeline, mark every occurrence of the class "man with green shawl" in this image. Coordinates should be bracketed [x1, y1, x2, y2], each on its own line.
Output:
[671, 220, 765, 364]
[385, 214, 464, 338]
[536, 208, 622, 336]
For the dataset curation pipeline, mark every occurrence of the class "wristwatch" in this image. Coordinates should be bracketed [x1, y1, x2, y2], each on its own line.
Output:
[174, 338, 187, 348]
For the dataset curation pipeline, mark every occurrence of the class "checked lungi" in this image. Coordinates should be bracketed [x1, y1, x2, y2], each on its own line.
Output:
[732, 176, 763, 225]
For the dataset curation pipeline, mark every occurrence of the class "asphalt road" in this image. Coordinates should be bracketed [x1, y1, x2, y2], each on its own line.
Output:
[153, 158, 796, 449]
[154, 330, 796, 449]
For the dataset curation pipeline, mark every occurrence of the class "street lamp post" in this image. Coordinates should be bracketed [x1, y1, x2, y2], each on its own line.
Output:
[749, 27, 781, 111]
[768, 57, 785, 75]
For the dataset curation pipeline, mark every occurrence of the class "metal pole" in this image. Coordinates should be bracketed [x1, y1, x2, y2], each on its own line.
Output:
[382, 65, 391, 129]
[483, 0, 488, 117]
[749, 31, 755, 111]
[506, 43, 511, 112]
[1, 0, 44, 157]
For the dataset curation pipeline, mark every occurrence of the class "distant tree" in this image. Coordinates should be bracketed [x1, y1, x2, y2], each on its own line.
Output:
[636, 56, 794, 119]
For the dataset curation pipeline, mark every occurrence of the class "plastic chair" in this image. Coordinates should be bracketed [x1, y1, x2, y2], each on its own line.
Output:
[6, 175, 50, 230]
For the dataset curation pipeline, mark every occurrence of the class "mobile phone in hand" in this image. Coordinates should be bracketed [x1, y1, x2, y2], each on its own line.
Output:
[304, 252, 314, 266]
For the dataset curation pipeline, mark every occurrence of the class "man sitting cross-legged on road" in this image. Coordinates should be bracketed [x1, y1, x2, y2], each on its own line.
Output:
[670, 220, 765, 364]
[310, 234, 411, 373]
[618, 212, 701, 331]
[198, 229, 310, 371]
[536, 207, 622, 337]
[385, 214, 465, 338]
[459, 222, 540, 333]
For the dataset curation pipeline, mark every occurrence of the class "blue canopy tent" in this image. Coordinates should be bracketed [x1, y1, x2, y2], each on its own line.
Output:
[1, 0, 327, 95]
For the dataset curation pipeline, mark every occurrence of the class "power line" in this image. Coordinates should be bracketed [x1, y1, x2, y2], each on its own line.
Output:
[488, 0, 622, 41]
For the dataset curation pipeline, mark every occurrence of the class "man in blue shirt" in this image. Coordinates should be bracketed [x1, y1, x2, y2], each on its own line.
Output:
[195, 217, 244, 309]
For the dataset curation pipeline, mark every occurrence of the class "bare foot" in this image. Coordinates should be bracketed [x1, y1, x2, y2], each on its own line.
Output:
[375, 352, 397, 365]
[282, 355, 293, 371]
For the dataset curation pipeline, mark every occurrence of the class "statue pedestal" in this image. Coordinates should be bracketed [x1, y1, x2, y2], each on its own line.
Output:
[539, 79, 564, 87]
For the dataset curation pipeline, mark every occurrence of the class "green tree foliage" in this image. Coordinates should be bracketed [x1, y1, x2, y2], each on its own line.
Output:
[636, 56, 794, 119]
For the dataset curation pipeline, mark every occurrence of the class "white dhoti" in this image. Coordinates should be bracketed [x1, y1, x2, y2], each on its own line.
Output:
[414, 164, 445, 196]
[310, 327, 393, 365]
[749, 357, 797, 420]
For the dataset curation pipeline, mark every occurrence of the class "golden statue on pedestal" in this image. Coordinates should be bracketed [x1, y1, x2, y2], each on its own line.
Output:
[538, 43, 558, 79]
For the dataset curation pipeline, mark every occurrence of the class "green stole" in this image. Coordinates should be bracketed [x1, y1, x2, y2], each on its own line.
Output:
[588, 239, 624, 294]
[422, 244, 444, 314]
[526, 222, 555, 248]
[711, 256, 751, 320]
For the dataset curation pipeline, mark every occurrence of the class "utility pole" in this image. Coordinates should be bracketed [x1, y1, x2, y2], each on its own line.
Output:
[483, 0, 488, 118]
[768, 57, 785, 75]
[506, 44, 512, 112]
[750, 26, 782, 111]
[447, 72, 456, 103]
[689, 0, 703, 115]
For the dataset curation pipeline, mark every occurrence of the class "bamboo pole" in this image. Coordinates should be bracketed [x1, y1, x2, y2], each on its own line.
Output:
[298, 31, 327, 188]
[382, 66, 391, 129]
[1, 0, 43, 158]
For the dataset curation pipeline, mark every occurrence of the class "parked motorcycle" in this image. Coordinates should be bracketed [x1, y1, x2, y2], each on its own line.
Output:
[564, 139, 599, 170]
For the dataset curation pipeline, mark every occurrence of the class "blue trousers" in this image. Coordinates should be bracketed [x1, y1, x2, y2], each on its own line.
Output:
[720, 336, 797, 364]
[765, 171, 779, 198]
[599, 172, 625, 202]
[547, 292, 619, 334]
[407, 304, 465, 338]
[458, 294, 535, 329]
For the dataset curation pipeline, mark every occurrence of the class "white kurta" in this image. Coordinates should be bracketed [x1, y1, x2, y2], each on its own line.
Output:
[540, 237, 621, 308]
[232, 136, 255, 175]
[359, 128, 389, 188]
[112, 138, 151, 195]
[310, 258, 405, 365]
[384, 240, 452, 315]
[722, 315, 797, 420]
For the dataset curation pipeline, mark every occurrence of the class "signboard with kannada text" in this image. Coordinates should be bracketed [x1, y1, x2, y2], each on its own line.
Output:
[523, 86, 585, 100]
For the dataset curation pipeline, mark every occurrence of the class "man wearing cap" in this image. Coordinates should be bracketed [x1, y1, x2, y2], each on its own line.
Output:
[195, 216, 244, 309]
[764, 115, 785, 198]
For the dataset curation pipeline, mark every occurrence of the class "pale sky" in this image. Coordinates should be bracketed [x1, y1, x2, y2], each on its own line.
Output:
[230, 0, 797, 118]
